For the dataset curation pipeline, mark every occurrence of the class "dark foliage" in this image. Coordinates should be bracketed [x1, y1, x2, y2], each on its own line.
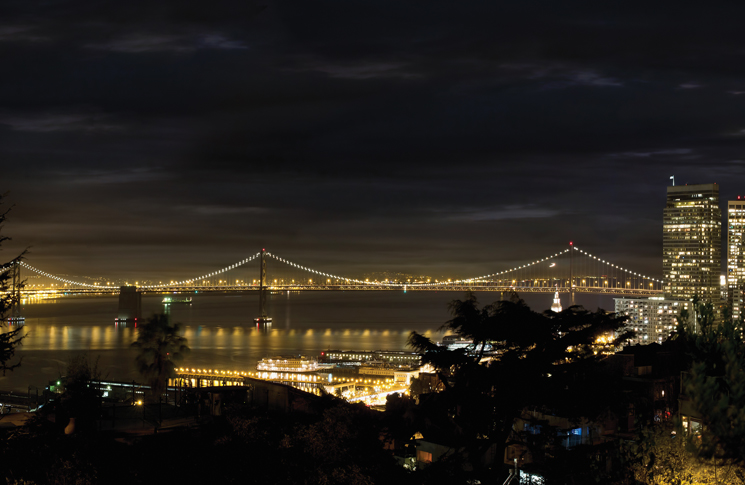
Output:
[683, 300, 745, 467]
[406, 292, 632, 478]
[0, 194, 26, 375]
[58, 355, 103, 434]
[132, 313, 190, 401]
[0, 396, 409, 485]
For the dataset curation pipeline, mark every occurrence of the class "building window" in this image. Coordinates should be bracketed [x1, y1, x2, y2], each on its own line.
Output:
[566, 427, 582, 448]
[417, 450, 432, 463]
[690, 420, 702, 437]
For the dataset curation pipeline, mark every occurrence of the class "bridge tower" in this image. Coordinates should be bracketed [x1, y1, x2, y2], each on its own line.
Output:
[255, 249, 272, 324]
[569, 241, 575, 305]
[117, 286, 141, 323]
[9, 259, 23, 321]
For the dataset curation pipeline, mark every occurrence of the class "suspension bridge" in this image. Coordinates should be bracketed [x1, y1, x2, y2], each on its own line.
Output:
[4, 243, 663, 298]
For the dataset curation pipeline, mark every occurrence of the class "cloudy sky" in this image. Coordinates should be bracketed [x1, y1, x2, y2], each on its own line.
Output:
[1, 0, 744, 282]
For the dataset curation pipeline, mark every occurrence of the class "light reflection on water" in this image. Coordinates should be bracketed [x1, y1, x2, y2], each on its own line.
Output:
[0, 291, 612, 393]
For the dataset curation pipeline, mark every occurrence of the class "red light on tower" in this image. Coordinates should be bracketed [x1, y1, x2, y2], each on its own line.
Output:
[569, 241, 573, 246]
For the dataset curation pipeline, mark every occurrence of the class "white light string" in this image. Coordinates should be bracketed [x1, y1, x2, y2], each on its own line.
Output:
[266, 252, 398, 286]
[450, 249, 572, 287]
[139, 252, 261, 288]
[13, 246, 662, 290]
[19, 253, 262, 289]
[572, 246, 663, 284]
[269, 247, 661, 288]
[20, 261, 118, 289]
[268, 249, 571, 287]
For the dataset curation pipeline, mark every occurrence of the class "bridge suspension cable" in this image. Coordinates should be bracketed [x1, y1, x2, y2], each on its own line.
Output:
[425, 249, 572, 287]
[266, 252, 399, 286]
[19, 252, 262, 290]
[572, 247, 662, 284]
[19, 261, 118, 289]
[13, 245, 663, 294]
[139, 252, 262, 289]
[267, 248, 572, 288]
[267, 246, 662, 290]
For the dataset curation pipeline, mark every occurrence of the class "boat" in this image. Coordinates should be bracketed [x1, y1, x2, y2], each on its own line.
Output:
[441, 334, 474, 350]
[440, 335, 494, 353]
[162, 297, 192, 304]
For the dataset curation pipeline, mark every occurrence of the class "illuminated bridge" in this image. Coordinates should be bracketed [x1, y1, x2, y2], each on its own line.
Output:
[4, 244, 663, 299]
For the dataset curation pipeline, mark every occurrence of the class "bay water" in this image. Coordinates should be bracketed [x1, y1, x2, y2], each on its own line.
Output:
[0, 291, 614, 393]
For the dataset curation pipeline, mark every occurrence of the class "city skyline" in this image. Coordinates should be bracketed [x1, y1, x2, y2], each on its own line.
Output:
[4, 186, 740, 285]
[2, 1, 745, 280]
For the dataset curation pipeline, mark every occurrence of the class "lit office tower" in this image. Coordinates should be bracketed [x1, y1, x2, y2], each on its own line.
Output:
[663, 184, 721, 304]
[727, 199, 745, 321]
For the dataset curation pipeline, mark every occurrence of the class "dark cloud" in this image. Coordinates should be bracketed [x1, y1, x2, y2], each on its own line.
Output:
[1, 0, 744, 282]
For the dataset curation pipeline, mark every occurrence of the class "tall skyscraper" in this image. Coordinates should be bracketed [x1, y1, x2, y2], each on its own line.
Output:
[663, 184, 721, 305]
[727, 199, 745, 321]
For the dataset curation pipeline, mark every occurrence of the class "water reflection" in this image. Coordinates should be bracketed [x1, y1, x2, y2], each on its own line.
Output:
[0, 291, 469, 392]
[3, 321, 428, 354]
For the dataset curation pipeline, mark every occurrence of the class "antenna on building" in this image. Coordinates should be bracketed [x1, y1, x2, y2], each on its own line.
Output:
[670, 175, 675, 186]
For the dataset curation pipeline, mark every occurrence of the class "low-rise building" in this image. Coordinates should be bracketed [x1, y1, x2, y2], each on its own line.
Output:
[605, 342, 684, 425]
[394, 369, 420, 386]
[678, 371, 705, 438]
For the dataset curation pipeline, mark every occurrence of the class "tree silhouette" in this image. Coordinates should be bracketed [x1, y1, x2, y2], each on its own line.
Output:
[684, 303, 745, 469]
[407, 292, 631, 475]
[132, 313, 190, 403]
[0, 194, 26, 375]
[622, 423, 745, 485]
[58, 354, 102, 434]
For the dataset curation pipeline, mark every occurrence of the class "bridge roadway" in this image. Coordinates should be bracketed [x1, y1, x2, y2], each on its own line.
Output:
[20, 284, 663, 297]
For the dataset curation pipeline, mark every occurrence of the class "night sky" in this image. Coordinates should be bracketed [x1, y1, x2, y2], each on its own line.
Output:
[2, 1, 745, 282]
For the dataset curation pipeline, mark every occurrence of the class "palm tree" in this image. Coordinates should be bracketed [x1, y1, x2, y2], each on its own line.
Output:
[132, 313, 190, 411]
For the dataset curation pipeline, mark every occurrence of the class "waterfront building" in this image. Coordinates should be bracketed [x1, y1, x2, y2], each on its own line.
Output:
[377, 351, 422, 365]
[320, 350, 376, 364]
[320, 350, 421, 367]
[663, 184, 721, 306]
[727, 199, 745, 321]
[256, 355, 319, 373]
[357, 361, 421, 384]
[614, 297, 690, 345]
[358, 365, 397, 379]
[550, 289, 562, 313]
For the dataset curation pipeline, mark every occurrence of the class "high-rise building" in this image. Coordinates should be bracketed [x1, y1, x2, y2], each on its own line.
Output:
[663, 184, 721, 305]
[615, 297, 690, 345]
[727, 199, 745, 321]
